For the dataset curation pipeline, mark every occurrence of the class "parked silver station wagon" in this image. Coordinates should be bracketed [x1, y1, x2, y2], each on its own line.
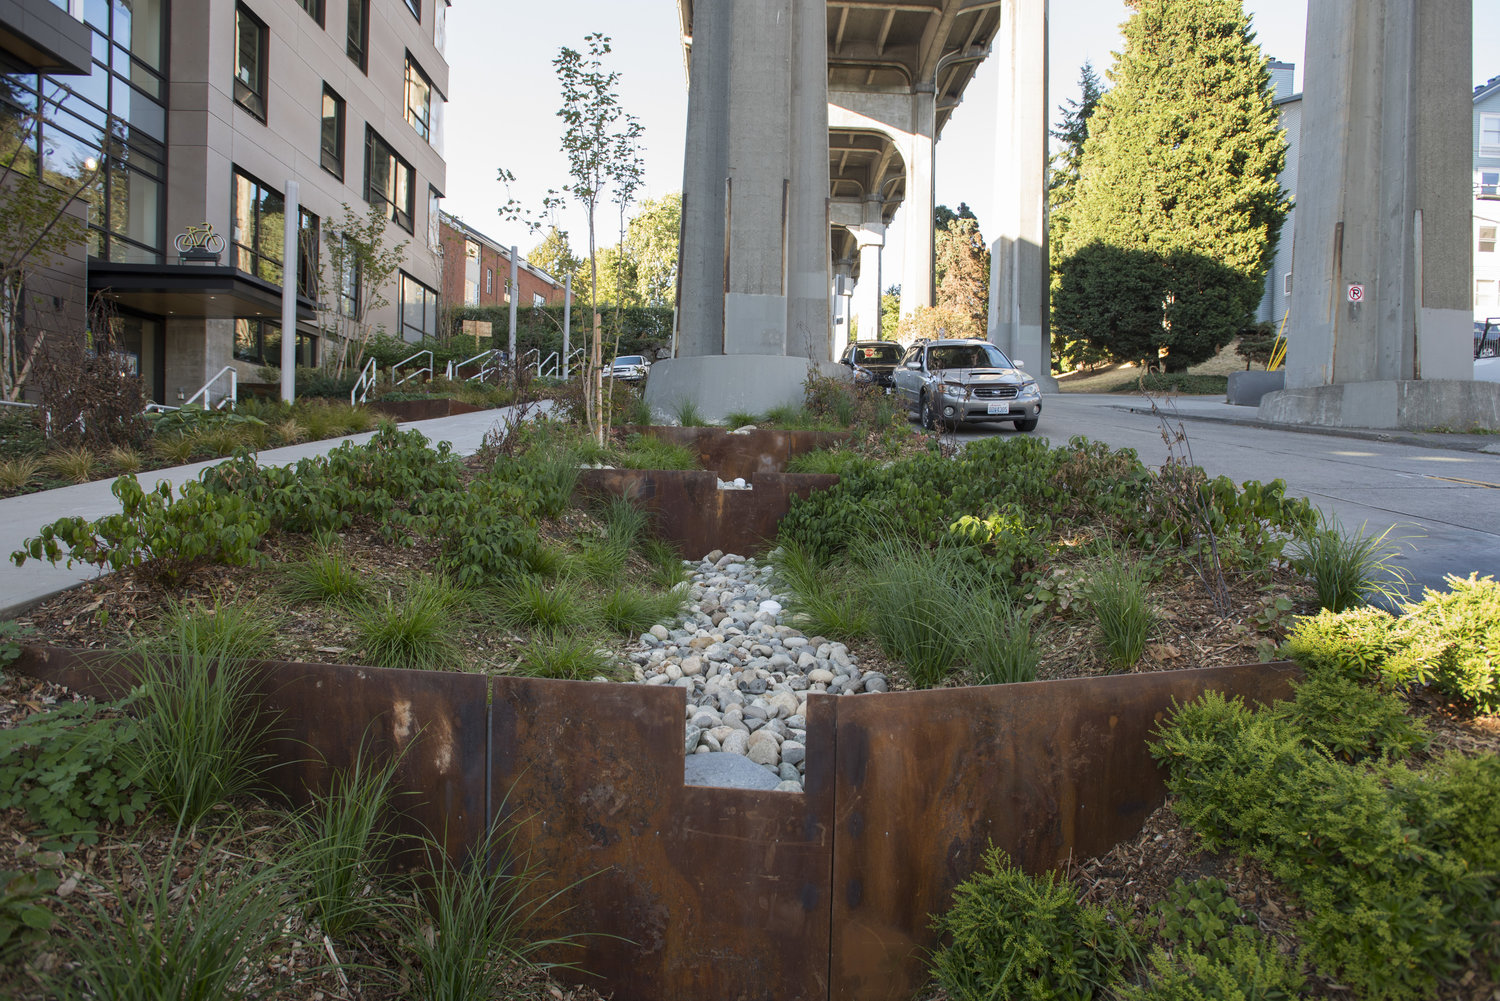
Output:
[892, 338, 1042, 432]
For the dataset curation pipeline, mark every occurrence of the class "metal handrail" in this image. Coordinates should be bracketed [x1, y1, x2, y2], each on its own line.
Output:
[0, 399, 36, 409]
[446, 349, 501, 382]
[391, 349, 433, 388]
[351, 356, 378, 405]
[518, 347, 540, 377]
[564, 348, 585, 380]
[536, 351, 560, 379]
[1478, 317, 1500, 361]
[182, 366, 237, 410]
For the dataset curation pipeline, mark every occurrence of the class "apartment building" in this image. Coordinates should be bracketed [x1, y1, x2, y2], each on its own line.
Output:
[0, 0, 449, 404]
[1475, 73, 1500, 331]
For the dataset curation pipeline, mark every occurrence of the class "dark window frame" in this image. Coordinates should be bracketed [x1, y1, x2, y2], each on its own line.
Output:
[363, 127, 415, 233]
[298, 0, 326, 27]
[233, 3, 269, 122]
[404, 0, 421, 22]
[398, 270, 439, 342]
[234, 317, 318, 368]
[404, 52, 433, 143]
[346, 0, 369, 73]
[230, 165, 285, 284]
[320, 83, 345, 179]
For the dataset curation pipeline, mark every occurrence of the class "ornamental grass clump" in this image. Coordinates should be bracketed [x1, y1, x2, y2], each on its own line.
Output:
[355, 582, 465, 672]
[770, 540, 871, 641]
[1289, 512, 1412, 612]
[1081, 548, 1156, 671]
[515, 631, 617, 681]
[493, 575, 596, 634]
[153, 597, 277, 662]
[852, 538, 974, 688]
[601, 584, 688, 636]
[277, 546, 371, 609]
[0, 455, 41, 491]
[43, 445, 99, 484]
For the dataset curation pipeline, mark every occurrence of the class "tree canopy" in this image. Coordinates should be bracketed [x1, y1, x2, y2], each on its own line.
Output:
[1053, 0, 1288, 371]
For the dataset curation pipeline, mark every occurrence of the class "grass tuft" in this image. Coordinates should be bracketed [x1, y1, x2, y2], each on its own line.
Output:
[514, 631, 618, 681]
[154, 598, 277, 661]
[601, 584, 688, 636]
[277, 546, 371, 608]
[672, 397, 707, 427]
[493, 575, 596, 633]
[106, 445, 144, 474]
[1289, 512, 1413, 613]
[355, 582, 465, 671]
[1082, 549, 1158, 671]
[0, 454, 42, 491]
[43, 445, 99, 484]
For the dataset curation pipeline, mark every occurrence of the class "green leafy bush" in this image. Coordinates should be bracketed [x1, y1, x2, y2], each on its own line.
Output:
[930, 846, 1143, 1001]
[0, 868, 58, 962]
[0, 700, 148, 845]
[1151, 691, 1500, 999]
[13, 474, 269, 583]
[1120, 935, 1305, 1001]
[1271, 673, 1428, 763]
[1150, 877, 1251, 950]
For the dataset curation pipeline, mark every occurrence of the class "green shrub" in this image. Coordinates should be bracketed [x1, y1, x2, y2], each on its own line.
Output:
[1281, 607, 1402, 685]
[1151, 691, 1500, 1000]
[14, 474, 269, 583]
[1272, 673, 1428, 762]
[1150, 877, 1251, 950]
[0, 700, 148, 845]
[930, 846, 1143, 1001]
[1388, 574, 1500, 713]
[355, 582, 465, 672]
[1120, 935, 1305, 1001]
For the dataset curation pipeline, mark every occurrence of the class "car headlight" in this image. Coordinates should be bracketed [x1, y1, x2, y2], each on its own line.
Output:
[1019, 380, 1039, 395]
[854, 368, 873, 383]
[942, 381, 969, 399]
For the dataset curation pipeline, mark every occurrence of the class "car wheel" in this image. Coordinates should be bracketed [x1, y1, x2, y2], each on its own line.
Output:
[919, 392, 936, 430]
[1012, 417, 1039, 432]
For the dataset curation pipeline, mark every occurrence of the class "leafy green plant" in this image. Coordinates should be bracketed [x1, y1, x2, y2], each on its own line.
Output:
[601, 584, 686, 636]
[13, 474, 269, 584]
[152, 597, 277, 662]
[277, 546, 372, 608]
[515, 631, 618, 681]
[287, 744, 405, 939]
[125, 645, 274, 830]
[0, 700, 148, 845]
[1120, 934, 1306, 1001]
[355, 583, 465, 672]
[1151, 877, 1249, 949]
[0, 868, 58, 962]
[930, 845, 1143, 1001]
[52, 836, 295, 1000]
[1082, 548, 1156, 670]
[1272, 673, 1428, 762]
[0, 619, 30, 668]
[1387, 573, 1500, 713]
[1289, 512, 1412, 612]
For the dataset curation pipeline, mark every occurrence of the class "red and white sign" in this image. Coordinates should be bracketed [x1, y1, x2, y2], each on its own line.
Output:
[1347, 284, 1365, 302]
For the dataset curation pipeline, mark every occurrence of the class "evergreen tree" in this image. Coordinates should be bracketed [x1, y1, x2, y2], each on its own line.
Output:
[935, 217, 990, 332]
[1048, 61, 1106, 370]
[1054, 0, 1288, 371]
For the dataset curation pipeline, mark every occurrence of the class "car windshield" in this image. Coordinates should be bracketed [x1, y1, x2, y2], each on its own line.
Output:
[927, 344, 1012, 371]
[613, 356, 644, 366]
[854, 343, 901, 364]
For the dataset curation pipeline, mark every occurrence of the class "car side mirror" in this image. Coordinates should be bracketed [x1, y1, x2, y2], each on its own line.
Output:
[1013, 360, 1025, 369]
[905, 360, 920, 369]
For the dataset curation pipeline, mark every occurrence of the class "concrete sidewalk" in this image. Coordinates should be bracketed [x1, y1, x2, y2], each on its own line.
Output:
[0, 402, 545, 620]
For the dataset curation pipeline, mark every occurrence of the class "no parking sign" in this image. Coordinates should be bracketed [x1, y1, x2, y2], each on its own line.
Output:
[1347, 284, 1365, 302]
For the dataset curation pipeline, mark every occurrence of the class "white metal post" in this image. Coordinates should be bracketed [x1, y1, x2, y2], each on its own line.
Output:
[280, 180, 299, 403]
[508, 246, 519, 366]
[562, 273, 572, 381]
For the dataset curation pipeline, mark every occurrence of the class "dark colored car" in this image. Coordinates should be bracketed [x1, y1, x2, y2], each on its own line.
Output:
[891, 338, 1042, 432]
[838, 340, 903, 387]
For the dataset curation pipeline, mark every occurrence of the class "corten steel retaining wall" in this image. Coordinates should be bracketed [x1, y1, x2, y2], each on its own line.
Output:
[620, 427, 852, 482]
[15, 646, 1298, 1001]
[576, 468, 840, 558]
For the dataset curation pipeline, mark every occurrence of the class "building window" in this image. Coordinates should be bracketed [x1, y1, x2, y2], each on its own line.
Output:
[234, 318, 317, 368]
[1478, 279, 1499, 313]
[463, 240, 480, 305]
[434, 0, 447, 54]
[427, 187, 442, 251]
[336, 241, 360, 318]
[1481, 171, 1500, 199]
[1482, 114, 1500, 156]
[399, 271, 439, 341]
[233, 4, 268, 121]
[532, 292, 545, 308]
[1481, 226, 1498, 255]
[404, 0, 420, 21]
[298, 0, 325, 26]
[298, 208, 320, 298]
[485, 269, 492, 294]
[231, 167, 285, 284]
[320, 85, 345, 179]
[1283, 273, 1293, 296]
[364, 127, 414, 232]
[405, 55, 434, 143]
[346, 0, 368, 72]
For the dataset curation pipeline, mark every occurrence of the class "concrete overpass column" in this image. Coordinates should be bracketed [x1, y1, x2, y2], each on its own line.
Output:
[899, 87, 935, 319]
[833, 257, 855, 358]
[676, 0, 731, 356]
[854, 193, 886, 340]
[785, 0, 832, 361]
[1261, 0, 1497, 430]
[987, 0, 1056, 389]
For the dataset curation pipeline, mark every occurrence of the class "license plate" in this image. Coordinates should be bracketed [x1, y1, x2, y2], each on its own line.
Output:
[987, 402, 1010, 415]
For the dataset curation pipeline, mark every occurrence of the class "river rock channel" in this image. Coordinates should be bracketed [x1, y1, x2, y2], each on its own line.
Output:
[626, 551, 888, 792]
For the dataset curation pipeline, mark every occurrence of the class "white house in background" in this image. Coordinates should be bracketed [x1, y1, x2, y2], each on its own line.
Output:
[1475, 74, 1500, 333]
[1256, 61, 1298, 330]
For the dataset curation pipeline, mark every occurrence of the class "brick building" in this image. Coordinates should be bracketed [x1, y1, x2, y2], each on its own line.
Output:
[438, 212, 565, 314]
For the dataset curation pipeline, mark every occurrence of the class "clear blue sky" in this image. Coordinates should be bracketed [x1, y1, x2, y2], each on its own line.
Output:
[443, 2, 1496, 268]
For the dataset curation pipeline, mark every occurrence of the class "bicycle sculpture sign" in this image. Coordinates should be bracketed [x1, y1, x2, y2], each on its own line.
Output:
[174, 222, 225, 263]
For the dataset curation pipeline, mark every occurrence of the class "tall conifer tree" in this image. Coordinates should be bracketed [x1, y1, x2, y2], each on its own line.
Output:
[1053, 0, 1288, 370]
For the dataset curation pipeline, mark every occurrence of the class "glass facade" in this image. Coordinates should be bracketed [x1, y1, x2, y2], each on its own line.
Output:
[231, 167, 285, 284]
[364, 127, 413, 232]
[234, 317, 317, 368]
[399, 271, 438, 341]
[0, 0, 168, 264]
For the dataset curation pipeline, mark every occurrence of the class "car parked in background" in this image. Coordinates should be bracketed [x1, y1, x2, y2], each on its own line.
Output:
[892, 338, 1042, 431]
[838, 340, 903, 387]
[607, 354, 651, 383]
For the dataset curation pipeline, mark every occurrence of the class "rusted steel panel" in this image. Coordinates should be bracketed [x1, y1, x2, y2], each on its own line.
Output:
[828, 661, 1302, 1001]
[576, 468, 839, 558]
[491, 677, 836, 1001]
[621, 426, 850, 480]
[13, 646, 488, 865]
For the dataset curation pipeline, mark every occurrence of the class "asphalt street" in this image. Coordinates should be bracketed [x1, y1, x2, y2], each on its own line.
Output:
[945, 393, 1500, 597]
